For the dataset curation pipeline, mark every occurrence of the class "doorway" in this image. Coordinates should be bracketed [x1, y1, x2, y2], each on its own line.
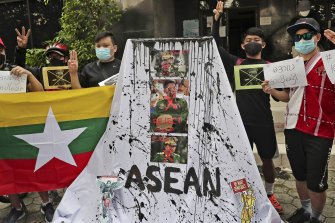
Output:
[226, 7, 257, 58]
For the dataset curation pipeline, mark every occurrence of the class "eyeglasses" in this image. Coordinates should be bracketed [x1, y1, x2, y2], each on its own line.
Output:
[293, 32, 316, 42]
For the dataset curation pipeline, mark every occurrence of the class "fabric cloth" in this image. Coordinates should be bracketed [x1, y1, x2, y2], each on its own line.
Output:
[79, 59, 121, 88]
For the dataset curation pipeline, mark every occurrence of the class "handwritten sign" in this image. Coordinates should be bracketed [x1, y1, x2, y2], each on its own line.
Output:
[264, 57, 307, 88]
[321, 49, 335, 84]
[0, 71, 27, 94]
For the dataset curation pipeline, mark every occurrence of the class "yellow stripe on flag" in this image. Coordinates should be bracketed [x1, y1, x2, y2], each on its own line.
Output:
[0, 86, 115, 127]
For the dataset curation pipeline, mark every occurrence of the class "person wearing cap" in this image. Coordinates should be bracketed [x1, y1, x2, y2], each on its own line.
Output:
[212, 1, 283, 215]
[262, 18, 335, 223]
[67, 31, 121, 89]
[153, 138, 182, 163]
[151, 79, 188, 133]
[14, 28, 70, 90]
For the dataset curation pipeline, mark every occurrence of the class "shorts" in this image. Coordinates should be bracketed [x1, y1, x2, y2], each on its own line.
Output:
[284, 129, 333, 192]
[244, 124, 277, 159]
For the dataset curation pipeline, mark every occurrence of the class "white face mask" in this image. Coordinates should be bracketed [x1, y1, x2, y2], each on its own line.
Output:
[299, 10, 310, 17]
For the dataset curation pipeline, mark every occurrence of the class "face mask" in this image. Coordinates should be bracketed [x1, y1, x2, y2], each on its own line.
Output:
[244, 42, 263, 56]
[49, 58, 66, 66]
[0, 54, 6, 66]
[295, 38, 316, 55]
[96, 48, 112, 61]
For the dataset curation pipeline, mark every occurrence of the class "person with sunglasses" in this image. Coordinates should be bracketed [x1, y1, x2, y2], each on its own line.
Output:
[262, 18, 335, 223]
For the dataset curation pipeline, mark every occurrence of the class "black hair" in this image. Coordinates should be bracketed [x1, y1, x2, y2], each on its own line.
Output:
[163, 80, 176, 89]
[241, 27, 265, 42]
[95, 31, 116, 45]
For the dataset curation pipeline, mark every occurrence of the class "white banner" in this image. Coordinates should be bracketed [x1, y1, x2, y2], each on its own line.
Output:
[53, 38, 282, 223]
[0, 71, 27, 93]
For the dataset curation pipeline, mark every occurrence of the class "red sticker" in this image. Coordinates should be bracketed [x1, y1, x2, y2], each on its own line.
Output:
[231, 178, 248, 194]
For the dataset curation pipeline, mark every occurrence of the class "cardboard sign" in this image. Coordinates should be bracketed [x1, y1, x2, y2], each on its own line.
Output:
[234, 64, 265, 90]
[42, 66, 70, 89]
[321, 49, 335, 84]
[264, 57, 307, 88]
[0, 71, 27, 93]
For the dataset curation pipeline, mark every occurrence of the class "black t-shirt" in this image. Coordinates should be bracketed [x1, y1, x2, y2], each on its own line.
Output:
[79, 59, 121, 88]
[212, 14, 274, 127]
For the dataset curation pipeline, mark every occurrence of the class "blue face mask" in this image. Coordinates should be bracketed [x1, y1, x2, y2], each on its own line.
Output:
[295, 38, 316, 55]
[96, 48, 111, 61]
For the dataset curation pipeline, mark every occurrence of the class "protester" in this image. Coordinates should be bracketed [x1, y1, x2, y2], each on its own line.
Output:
[212, 1, 283, 214]
[69, 31, 121, 89]
[0, 37, 52, 223]
[14, 27, 70, 90]
[262, 18, 335, 223]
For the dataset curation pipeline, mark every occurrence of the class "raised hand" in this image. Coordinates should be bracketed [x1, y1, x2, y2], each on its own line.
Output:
[68, 50, 79, 76]
[324, 29, 335, 45]
[15, 26, 31, 49]
[213, 1, 224, 21]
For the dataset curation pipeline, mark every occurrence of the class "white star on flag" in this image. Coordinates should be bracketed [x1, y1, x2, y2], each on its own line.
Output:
[14, 107, 87, 172]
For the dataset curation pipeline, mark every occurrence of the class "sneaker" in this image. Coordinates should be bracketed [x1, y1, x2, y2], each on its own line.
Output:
[268, 194, 283, 215]
[41, 202, 55, 223]
[286, 208, 310, 223]
[309, 218, 321, 223]
[5, 201, 27, 223]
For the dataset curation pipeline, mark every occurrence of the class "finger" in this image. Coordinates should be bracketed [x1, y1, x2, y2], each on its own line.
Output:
[22, 26, 26, 36]
[15, 28, 21, 37]
[74, 50, 78, 61]
[26, 29, 31, 38]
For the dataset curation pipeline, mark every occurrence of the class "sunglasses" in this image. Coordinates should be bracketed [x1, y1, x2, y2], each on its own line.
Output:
[293, 32, 316, 42]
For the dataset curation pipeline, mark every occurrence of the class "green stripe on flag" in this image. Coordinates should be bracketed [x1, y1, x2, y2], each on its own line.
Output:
[0, 117, 108, 159]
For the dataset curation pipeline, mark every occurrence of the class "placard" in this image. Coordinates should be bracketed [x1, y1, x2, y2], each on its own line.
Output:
[234, 64, 264, 90]
[321, 49, 335, 84]
[42, 66, 70, 89]
[0, 71, 27, 93]
[264, 57, 307, 88]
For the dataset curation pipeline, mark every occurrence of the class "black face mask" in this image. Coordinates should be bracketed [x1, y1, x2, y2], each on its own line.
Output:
[49, 58, 66, 66]
[244, 42, 263, 56]
[0, 54, 6, 66]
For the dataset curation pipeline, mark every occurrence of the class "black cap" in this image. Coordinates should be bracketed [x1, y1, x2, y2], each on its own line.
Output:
[287, 18, 320, 36]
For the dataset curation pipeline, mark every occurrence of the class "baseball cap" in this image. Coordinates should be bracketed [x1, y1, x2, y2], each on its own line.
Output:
[0, 38, 6, 48]
[287, 18, 320, 36]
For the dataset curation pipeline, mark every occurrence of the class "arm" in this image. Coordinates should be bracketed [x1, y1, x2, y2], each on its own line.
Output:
[11, 66, 43, 92]
[68, 50, 82, 89]
[261, 80, 290, 102]
[14, 27, 30, 67]
[212, 1, 238, 69]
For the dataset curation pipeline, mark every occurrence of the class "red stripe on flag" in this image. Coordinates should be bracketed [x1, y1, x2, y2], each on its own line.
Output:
[0, 151, 93, 195]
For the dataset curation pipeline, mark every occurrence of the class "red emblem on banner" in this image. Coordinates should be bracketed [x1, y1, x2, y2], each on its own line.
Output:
[231, 178, 248, 194]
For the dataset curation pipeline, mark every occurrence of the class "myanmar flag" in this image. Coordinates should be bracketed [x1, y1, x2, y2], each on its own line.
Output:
[0, 86, 115, 195]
